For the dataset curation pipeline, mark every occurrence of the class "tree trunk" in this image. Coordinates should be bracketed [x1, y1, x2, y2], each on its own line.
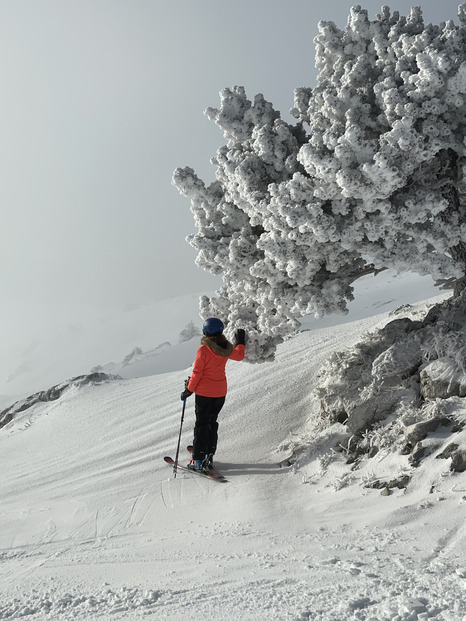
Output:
[441, 150, 466, 295]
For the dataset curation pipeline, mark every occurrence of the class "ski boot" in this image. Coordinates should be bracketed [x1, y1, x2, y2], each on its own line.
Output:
[202, 454, 215, 471]
[187, 459, 203, 471]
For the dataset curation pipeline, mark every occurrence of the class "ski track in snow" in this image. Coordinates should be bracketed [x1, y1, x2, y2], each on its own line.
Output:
[1, 302, 466, 620]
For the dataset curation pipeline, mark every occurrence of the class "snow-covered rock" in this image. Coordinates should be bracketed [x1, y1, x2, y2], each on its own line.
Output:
[0, 373, 117, 429]
[348, 387, 417, 435]
[302, 293, 466, 479]
[317, 315, 422, 432]
[404, 417, 453, 446]
[451, 449, 466, 472]
[420, 358, 466, 399]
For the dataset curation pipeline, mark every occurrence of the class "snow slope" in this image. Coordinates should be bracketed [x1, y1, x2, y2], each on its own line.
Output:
[1, 297, 466, 620]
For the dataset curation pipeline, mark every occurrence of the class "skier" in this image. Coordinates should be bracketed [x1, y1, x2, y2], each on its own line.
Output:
[180, 317, 246, 472]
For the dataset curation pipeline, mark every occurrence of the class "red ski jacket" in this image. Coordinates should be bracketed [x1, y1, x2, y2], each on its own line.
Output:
[187, 336, 245, 398]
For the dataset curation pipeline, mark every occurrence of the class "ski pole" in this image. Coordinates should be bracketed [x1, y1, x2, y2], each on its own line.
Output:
[173, 379, 189, 478]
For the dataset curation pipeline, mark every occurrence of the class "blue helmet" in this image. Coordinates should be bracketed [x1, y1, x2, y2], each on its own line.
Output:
[202, 317, 224, 336]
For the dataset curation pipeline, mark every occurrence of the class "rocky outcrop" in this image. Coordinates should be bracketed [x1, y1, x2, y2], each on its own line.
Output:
[365, 474, 411, 494]
[312, 291, 466, 485]
[347, 387, 418, 435]
[0, 373, 118, 430]
[318, 317, 423, 431]
[404, 417, 453, 446]
[450, 450, 466, 472]
[420, 359, 466, 399]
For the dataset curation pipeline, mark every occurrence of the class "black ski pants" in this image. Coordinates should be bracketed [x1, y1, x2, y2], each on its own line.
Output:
[192, 395, 226, 461]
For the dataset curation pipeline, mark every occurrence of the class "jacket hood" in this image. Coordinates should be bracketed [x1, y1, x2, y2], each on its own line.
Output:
[201, 335, 234, 357]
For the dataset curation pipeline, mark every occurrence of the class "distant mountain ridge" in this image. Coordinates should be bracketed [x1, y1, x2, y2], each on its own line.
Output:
[1, 272, 441, 405]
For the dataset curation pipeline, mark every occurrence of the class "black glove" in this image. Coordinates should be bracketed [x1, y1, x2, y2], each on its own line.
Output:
[234, 329, 246, 346]
[180, 388, 193, 401]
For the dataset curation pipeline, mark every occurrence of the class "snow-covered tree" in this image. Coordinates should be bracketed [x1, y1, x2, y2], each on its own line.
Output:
[179, 321, 201, 343]
[173, 5, 466, 362]
[122, 347, 143, 366]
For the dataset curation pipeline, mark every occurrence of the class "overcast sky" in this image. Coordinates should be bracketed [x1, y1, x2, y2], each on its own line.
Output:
[1, 0, 461, 397]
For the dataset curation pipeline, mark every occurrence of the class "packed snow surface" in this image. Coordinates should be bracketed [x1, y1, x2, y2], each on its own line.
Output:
[1, 297, 466, 620]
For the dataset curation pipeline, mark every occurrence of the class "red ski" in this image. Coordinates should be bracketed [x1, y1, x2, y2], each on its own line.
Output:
[164, 456, 227, 483]
[186, 445, 226, 480]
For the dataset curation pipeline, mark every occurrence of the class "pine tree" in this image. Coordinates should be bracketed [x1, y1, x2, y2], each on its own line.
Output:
[179, 321, 201, 343]
[174, 5, 466, 361]
[122, 347, 143, 366]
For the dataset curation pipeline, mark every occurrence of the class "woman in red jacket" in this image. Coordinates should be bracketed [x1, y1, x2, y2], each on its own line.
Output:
[180, 317, 246, 471]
